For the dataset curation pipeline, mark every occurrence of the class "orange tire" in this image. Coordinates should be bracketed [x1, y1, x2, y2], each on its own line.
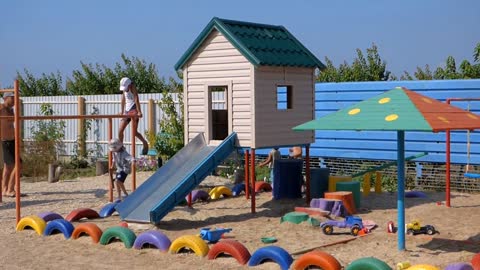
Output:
[472, 253, 480, 270]
[292, 250, 342, 270]
[207, 239, 251, 265]
[71, 223, 103, 243]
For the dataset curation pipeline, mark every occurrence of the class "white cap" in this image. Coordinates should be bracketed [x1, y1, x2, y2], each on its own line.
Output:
[119, 77, 131, 91]
[108, 138, 123, 151]
[3, 92, 14, 99]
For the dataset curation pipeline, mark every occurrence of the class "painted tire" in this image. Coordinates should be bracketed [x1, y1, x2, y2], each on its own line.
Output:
[346, 257, 392, 270]
[169, 235, 209, 257]
[207, 239, 251, 265]
[188, 189, 210, 202]
[405, 191, 427, 198]
[133, 230, 171, 251]
[209, 186, 233, 200]
[472, 253, 480, 270]
[119, 221, 128, 228]
[406, 265, 439, 270]
[232, 183, 245, 196]
[255, 181, 272, 193]
[387, 221, 395, 233]
[43, 219, 75, 239]
[16, 215, 47, 236]
[99, 201, 120, 218]
[445, 263, 474, 270]
[71, 223, 103, 243]
[37, 211, 64, 222]
[248, 246, 293, 270]
[292, 250, 341, 270]
[99, 226, 137, 249]
[65, 208, 100, 222]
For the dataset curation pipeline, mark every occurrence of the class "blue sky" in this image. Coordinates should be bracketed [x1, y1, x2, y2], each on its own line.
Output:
[1, 0, 479, 88]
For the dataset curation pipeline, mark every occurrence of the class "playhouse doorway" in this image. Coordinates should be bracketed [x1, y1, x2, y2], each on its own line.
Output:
[209, 86, 229, 141]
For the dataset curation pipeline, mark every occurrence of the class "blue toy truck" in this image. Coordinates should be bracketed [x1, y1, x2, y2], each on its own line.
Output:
[320, 216, 364, 236]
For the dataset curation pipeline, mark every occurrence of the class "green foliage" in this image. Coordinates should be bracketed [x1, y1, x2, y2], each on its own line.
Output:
[401, 43, 480, 80]
[17, 70, 68, 96]
[317, 43, 392, 82]
[154, 78, 184, 160]
[255, 166, 271, 182]
[23, 103, 66, 178]
[16, 54, 178, 96]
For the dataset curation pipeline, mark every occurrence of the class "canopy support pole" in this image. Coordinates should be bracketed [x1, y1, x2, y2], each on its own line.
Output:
[397, 131, 406, 251]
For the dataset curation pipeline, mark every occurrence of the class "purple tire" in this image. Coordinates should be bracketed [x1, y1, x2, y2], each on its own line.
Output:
[187, 190, 209, 202]
[38, 211, 64, 222]
[133, 230, 171, 251]
[445, 263, 474, 270]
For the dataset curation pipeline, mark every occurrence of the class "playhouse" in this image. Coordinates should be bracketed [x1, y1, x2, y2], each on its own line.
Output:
[174, 17, 325, 148]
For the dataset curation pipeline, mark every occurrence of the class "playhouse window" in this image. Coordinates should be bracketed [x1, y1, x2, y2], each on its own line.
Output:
[277, 85, 292, 110]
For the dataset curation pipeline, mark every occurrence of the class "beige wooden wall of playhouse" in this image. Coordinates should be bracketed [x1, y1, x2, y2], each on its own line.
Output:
[176, 17, 324, 149]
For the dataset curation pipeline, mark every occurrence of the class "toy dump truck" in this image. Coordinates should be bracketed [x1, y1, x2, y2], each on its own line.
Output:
[405, 220, 436, 235]
[320, 216, 364, 236]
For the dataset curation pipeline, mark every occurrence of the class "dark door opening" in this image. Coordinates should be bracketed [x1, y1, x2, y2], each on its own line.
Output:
[210, 86, 228, 140]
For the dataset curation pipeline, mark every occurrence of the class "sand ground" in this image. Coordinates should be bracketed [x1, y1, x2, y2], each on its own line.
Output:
[0, 171, 479, 270]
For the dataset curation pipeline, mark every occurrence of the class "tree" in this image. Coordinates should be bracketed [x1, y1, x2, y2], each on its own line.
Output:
[16, 70, 67, 96]
[317, 43, 392, 82]
[402, 43, 480, 80]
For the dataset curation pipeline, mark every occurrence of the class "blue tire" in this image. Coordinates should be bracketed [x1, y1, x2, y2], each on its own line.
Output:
[248, 246, 293, 270]
[43, 219, 75, 239]
[133, 230, 171, 251]
[99, 201, 121, 218]
[232, 183, 245, 196]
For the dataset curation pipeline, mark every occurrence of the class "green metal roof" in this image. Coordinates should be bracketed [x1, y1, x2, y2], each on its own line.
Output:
[174, 17, 325, 71]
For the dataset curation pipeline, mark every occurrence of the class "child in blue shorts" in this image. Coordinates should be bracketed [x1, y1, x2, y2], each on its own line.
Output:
[109, 138, 134, 201]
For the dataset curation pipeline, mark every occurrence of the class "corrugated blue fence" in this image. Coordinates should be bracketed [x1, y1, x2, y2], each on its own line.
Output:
[311, 79, 480, 164]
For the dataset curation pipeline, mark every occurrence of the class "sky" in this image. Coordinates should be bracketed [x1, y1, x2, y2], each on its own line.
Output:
[1, 0, 479, 88]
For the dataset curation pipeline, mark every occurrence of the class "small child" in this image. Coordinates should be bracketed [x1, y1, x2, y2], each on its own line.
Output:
[109, 138, 134, 201]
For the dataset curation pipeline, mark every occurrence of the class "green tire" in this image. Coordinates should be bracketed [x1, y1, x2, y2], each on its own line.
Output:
[99, 226, 137, 249]
[346, 257, 392, 270]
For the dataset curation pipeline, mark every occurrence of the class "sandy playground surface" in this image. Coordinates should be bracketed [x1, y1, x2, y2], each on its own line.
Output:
[0, 171, 479, 270]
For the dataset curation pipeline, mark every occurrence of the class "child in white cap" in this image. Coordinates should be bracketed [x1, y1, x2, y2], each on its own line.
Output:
[109, 138, 134, 200]
[118, 77, 149, 155]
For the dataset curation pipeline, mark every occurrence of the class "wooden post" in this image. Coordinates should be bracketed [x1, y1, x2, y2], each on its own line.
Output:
[363, 172, 371, 196]
[131, 115, 137, 191]
[108, 118, 113, 202]
[245, 149, 250, 199]
[148, 99, 155, 135]
[14, 80, 21, 224]
[77, 97, 86, 157]
[375, 171, 382, 193]
[251, 149, 256, 214]
[305, 145, 311, 203]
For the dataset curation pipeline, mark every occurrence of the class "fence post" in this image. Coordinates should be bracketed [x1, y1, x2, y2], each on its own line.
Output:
[77, 97, 86, 157]
[148, 99, 156, 135]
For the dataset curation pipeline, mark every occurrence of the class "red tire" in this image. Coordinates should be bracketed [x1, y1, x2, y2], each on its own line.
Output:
[71, 223, 103, 243]
[255, 181, 272, 193]
[65, 208, 100, 222]
[472, 253, 480, 270]
[387, 221, 395, 233]
[207, 239, 251, 265]
[292, 250, 341, 270]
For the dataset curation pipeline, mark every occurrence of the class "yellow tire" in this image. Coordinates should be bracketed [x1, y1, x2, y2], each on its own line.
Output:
[208, 186, 233, 200]
[16, 215, 47, 236]
[169, 235, 209, 257]
[407, 265, 440, 270]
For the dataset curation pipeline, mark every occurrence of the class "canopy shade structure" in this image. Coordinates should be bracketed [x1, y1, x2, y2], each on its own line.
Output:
[294, 87, 480, 132]
[293, 86, 480, 251]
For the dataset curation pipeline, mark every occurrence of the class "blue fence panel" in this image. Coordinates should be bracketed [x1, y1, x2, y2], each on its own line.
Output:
[312, 79, 480, 164]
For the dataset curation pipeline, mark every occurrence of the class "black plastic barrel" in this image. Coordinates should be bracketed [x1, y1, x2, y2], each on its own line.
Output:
[310, 168, 330, 199]
[273, 159, 303, 199]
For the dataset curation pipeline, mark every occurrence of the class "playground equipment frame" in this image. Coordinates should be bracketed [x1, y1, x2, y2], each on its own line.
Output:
[445, 97, 480, 207]
[1, 80, 140, 224]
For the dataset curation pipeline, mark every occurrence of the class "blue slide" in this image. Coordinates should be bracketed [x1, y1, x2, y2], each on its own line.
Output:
[115, 132, 237, 224]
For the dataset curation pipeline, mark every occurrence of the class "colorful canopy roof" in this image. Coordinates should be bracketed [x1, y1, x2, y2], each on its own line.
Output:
[294, 87, 480, 132]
